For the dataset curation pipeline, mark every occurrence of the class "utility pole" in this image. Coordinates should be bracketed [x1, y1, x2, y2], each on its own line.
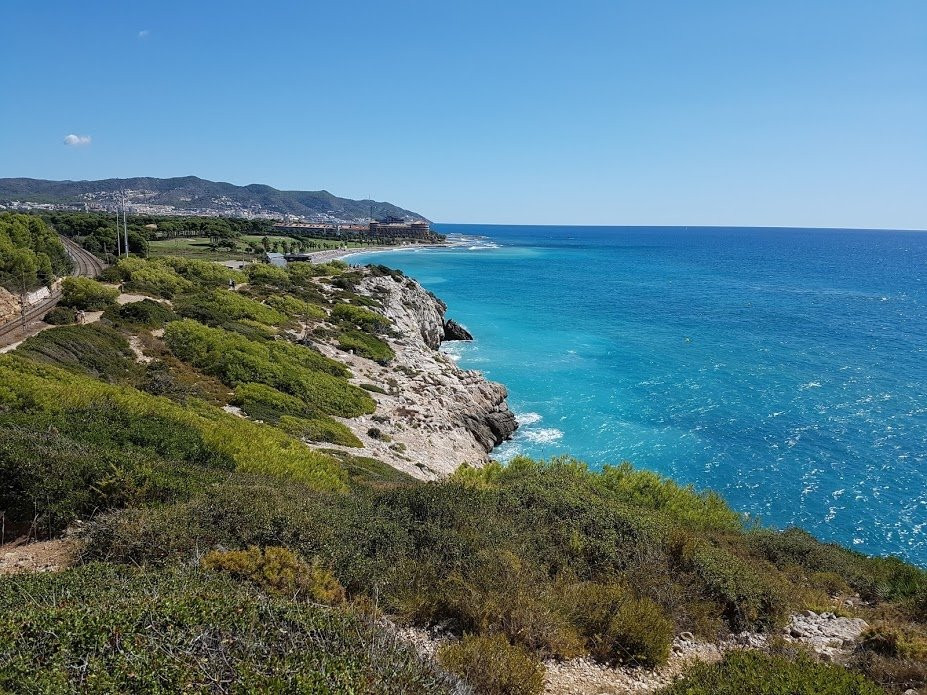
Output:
[19, 270, 27, 328]
[122, 191, 129, 257]
[115, 198, 121, 257]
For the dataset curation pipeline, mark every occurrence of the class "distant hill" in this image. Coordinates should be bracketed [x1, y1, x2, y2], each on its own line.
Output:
[0, 176, 426, 223]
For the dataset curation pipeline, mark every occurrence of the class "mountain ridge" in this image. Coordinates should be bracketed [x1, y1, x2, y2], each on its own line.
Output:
[0, 176, 426, 223]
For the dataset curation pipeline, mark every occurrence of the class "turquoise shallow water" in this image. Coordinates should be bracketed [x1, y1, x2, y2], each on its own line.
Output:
[352, 225, 927, 565]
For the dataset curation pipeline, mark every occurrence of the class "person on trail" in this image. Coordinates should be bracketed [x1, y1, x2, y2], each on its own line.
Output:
[76, 309, 85, 324]
[228, 278, 235, 289]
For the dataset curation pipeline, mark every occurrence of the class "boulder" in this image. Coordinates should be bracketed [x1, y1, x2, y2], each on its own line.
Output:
[443, 319, 473, 341]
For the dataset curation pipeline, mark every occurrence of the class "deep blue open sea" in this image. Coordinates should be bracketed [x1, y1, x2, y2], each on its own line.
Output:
[352, 225, 927, 566]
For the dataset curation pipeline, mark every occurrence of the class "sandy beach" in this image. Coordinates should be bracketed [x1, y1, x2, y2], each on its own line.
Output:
[304, 241, 452, 264]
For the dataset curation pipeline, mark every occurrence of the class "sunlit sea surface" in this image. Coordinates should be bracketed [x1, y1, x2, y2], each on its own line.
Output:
[352, 225, 927, 565]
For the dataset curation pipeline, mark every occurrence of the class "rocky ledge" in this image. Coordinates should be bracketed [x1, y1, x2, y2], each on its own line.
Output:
[313, 269, 517, 479]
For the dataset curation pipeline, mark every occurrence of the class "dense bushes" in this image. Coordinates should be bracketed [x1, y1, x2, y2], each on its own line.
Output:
[0, 421, 222, 538]
[749, 528, 926, 604]
[15, 324, 138, 383]
[658, 650, 884, 695]
[173, 288, 287, 326]
[0, 564, 452, 693]
[278, 414, 363, 447]
[113, 257, 193, 298]
[233, 383, 362, 447]
[158, 256, 244, 287]
[564, 582, 673, 666]
[60, 276, 119, 310]
[203, 546, 345, 604]
[42, 306, 75, 325]
[438, 633, 545, 695]
[87, 457, 818, 667]
[165, 319, 375, 417]
[265, 293, 327, 320]
[102, 298, 179, 328]
[247, 262, 291, 287]
[332, 302, 392, 332]
[339, 328, 396, 363]
[0, 355, 347, 499]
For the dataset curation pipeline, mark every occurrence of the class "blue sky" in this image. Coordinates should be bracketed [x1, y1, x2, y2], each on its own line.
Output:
[1, 1, 925, 228]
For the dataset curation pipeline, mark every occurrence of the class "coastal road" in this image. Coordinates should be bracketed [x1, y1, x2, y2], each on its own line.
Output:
[0, 236, 107, 348]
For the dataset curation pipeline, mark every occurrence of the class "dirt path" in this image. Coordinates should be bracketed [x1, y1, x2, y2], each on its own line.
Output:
[0, 538, 80, 575]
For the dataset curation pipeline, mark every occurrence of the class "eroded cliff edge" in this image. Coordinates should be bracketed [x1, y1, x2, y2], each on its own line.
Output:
[311, 268, 517, 478]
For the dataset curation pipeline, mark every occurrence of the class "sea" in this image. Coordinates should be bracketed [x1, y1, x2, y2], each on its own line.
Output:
[351, 225, 927, 566]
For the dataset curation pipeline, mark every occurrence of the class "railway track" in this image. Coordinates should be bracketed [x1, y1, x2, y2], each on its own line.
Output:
[0, 236, 108, 343]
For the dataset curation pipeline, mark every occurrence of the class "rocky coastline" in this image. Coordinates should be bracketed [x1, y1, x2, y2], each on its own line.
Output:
[310, 267, 517, 478]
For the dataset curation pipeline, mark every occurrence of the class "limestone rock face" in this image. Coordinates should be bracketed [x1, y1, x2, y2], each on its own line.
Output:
[0, 287, 20, 325]
[312, 271, 517, 479]
[443, 319, 473, 341]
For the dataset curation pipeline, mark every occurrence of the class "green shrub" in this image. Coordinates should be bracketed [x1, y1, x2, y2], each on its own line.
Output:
[438, 633, 545, 695]
[339, 328, 396, 364]
[331, 302, 391, 332]
[287, 260, 346, 282]
[0, 355, 348, 493]
[279, 414, 363, 447]
[116, 256, 194, 298]
[265, 293, 327, 320]
[0, 421, 221, 537]
[658, 650, 884, 695]
[60, 276, 119, 310]
[234, 382, 317, 421]
[681, 540, 789, 631]
[42, 306, 75, 325]
[173, 289, 287, 327]
[564, 582, 673, 666]
[0, 564, 451, 693]
[15, 324, 139, 383]
[203, 546, 345, 604]
[158, 256, 245, 287]
[749, 528, 927, 602]
[165, 320, 375, 417]
[247, 263, 291, 287]
[360, 382, 388, 394]
[103, 298, 179, 328]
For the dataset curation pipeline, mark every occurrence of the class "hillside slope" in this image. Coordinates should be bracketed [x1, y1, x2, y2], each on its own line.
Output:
[0, 176, 426, 222]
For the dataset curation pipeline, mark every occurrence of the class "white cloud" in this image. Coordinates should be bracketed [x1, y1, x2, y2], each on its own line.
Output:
[138, 29, 150, 39]
[63, 134, 92, 147]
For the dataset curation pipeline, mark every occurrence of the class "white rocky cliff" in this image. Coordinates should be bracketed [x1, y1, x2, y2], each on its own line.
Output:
[312, 270, 517, 479]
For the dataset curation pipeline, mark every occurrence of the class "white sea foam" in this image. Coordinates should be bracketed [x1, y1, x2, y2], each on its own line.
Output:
[516, 412, 543, 426]
[522, 428, 564, 444]
[800, 381, 822, 390]
[440, 343, 463, 362]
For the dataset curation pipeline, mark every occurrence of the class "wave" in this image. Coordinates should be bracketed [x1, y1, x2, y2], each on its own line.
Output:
[516, 412, 543, 425]
[521, 428, 564, 444]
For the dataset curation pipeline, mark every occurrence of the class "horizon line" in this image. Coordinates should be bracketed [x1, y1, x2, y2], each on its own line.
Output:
[434, 222, 927, 233]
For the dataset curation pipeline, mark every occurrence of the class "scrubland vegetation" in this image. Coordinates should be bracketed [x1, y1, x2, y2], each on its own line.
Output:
[1, 253, 924, 693]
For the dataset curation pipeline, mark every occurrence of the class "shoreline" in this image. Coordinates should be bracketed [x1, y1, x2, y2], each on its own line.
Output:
[305, 241, 453, 264]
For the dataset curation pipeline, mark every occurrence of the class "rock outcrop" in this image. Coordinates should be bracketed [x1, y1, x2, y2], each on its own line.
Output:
[443, 319, 473, 341]
[0, 287, 20, 325]
[310, 270, 517, 479]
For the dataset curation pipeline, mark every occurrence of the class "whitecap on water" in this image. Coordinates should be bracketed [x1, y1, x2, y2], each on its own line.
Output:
[522, 428, 564, 444]
[516, 412, 543, 426]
